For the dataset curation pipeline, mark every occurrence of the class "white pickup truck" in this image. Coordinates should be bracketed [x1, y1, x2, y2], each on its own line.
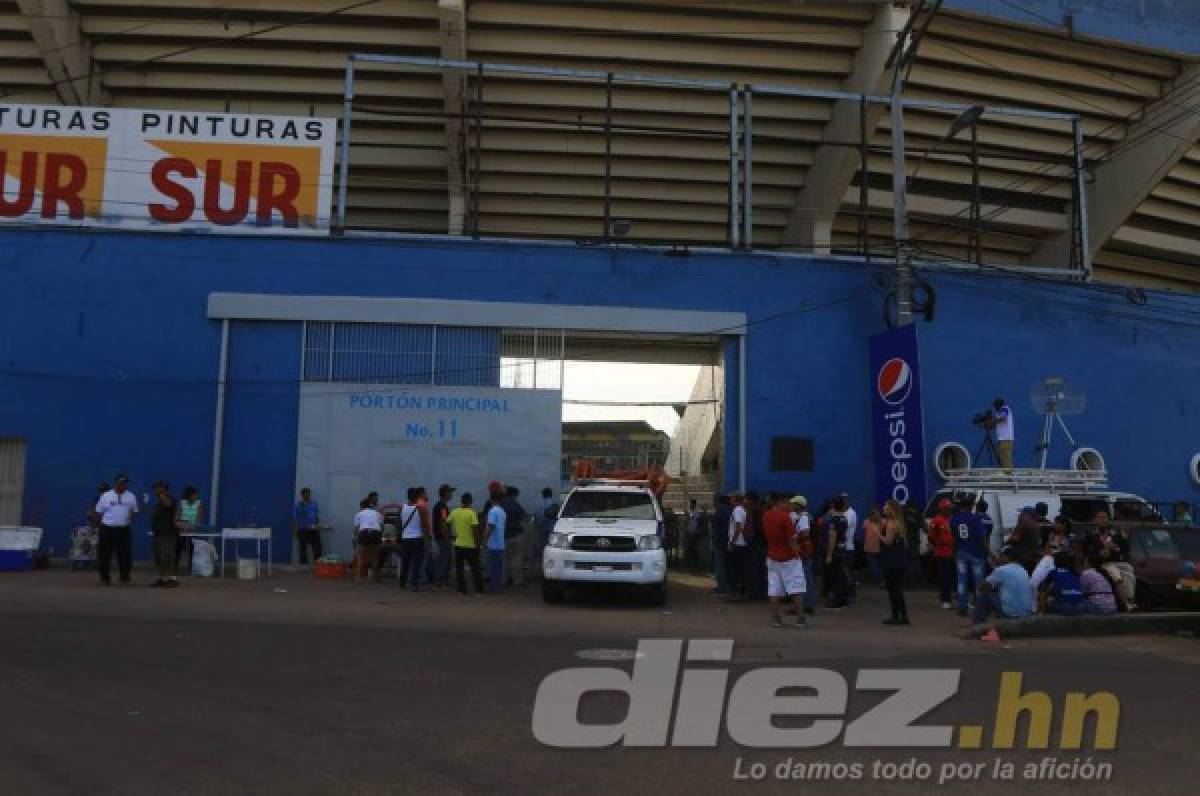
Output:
[541, 481, 667, 605]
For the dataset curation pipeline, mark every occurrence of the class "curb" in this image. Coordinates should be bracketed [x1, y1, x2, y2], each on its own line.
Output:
[960, 611, 1200, 640]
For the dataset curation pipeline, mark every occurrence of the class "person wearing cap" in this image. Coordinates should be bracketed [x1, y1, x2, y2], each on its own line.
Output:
[150, 480, 180, 588]
[449, 492, 484, 595]
[94, 475, 139, 585]
[429, 484, 456, 589]
[973, 546, 1033, 623]
[929, 497, 956, 609]
[991, 397, 1014, 469]
[788, 495, 816, 614]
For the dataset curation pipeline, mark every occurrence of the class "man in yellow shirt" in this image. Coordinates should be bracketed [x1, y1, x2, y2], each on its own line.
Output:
[449, 493, 483, 595]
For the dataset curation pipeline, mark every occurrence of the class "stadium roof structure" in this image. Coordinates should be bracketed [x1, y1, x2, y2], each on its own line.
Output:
[3, 0, 1200, 291]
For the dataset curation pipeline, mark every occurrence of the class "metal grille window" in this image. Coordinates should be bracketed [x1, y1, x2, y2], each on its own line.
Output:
[501, 329, 565, 390]
[302, 322, 502, 386]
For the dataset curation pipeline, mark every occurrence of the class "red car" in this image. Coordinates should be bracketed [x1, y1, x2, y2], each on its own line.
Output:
[1129, 526, 1200, 610]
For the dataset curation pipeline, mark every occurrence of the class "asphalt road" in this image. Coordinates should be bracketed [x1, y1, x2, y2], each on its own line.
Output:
[1, 569, 1197, 795]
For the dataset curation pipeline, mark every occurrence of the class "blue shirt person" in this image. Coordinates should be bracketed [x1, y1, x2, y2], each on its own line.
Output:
[974, 548, 1034, 623]
[293, 488, 322, 565]
[1039, 554, 1086, 616]
[484, 502, 507, 593]
[951, 498, 989, 614]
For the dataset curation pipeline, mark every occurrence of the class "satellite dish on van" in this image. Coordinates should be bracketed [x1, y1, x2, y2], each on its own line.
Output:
[1029, 378, 1087, 470]
[1029, 377, 1086, 416]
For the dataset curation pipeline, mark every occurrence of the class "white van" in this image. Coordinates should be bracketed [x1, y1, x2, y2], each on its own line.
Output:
[924, 470, 1160, 553]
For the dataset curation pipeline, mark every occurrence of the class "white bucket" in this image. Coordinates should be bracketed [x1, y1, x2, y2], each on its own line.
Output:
[237, 558, 259, 580]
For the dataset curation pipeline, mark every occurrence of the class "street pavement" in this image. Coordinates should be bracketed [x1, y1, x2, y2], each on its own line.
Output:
[1, 567, 1197, 795]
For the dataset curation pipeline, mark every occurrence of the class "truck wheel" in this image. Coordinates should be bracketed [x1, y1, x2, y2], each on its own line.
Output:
[644, 582, 666, 606]
[542, 579, 565, 604]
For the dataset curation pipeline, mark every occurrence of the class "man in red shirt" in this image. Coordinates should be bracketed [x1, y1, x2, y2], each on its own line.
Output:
[928, 498, 956, 609]
[763, 494, 807, 628]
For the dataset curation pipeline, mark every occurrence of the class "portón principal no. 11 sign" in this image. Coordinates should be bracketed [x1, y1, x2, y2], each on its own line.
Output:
[0, 104, 335, 234]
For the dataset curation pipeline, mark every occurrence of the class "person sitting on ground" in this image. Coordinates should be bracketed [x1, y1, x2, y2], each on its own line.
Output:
[973, 546, 1033, 624]
[1028, 542, 1057, 605]
[1080, 551, 1120, 615]
[1086, 510, 1136, 611]
[1038, 551, 1086, 616]
[763, 495, 807, 628]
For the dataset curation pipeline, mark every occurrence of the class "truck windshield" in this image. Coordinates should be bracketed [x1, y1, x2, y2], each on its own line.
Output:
[562, 492, 657, 520]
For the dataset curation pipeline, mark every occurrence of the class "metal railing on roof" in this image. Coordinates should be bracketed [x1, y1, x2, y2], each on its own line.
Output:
[336, 53, 1089, 275]
[943, 468, 1109, 493]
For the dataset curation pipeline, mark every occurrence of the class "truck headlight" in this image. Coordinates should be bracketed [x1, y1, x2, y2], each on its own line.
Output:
[637, 535, 662, 551]
[547, 532, 570, 549]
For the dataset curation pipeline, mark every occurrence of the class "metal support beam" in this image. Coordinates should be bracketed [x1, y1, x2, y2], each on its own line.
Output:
[17, 0, 108, 105]
[728, 84, 740, 250]
[470, 63, 484, 239]
[438, 0, 469, 235]
[969, 122, 982, 266]
[742, 85, 754, 251]
[603, 72, 614, 243]
[1033, 64, 1200, 273]
[781, 3, 910, 253]
[858, 95, 871, 261]
[336, 57, 355, 234]
[209, 319, 230, 528]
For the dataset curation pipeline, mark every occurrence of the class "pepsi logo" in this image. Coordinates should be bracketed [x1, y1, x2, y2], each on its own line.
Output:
[877, 358, 913, 405]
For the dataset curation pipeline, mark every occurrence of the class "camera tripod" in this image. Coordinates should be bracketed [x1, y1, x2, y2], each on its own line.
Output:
[974, 428, 1001, 468]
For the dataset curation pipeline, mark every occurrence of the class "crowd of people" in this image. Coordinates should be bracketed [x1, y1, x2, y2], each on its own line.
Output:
[295, 481, 561, 594]
[696, 489, 1147, 628]
[84, 471, 1182, 625]
[89, 475, 205, 587]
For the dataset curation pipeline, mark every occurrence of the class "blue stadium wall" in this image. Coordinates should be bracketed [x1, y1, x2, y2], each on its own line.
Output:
[946, 0, 1200, 55]
[1, 227, 1198, 560]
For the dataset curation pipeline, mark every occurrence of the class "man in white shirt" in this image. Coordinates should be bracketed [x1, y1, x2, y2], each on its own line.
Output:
[94, 474, 138, 585]
[842, 494, 859, 603]
[992, 397, 1015, 469]
[353, 498, 384, 583]
[726, 494, 750, 599]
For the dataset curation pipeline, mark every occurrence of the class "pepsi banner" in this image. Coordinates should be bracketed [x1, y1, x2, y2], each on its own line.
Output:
[869, 325, 928, 510]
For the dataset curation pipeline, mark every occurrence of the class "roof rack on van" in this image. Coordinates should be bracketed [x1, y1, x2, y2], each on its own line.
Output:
[574, 479, 652, 488]
[942, 468, 1108, 493]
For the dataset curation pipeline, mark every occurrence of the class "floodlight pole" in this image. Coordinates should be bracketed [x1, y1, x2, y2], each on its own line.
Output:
[890, 60, 914, 326]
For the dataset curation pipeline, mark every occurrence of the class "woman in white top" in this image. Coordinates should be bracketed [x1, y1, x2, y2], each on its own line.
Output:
[353, 498, 384, 583]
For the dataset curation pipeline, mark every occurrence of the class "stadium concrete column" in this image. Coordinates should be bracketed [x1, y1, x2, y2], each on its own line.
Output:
[1032, 63, 1200, 270]
[779, 3, 909, 254]
[17, 0, 109, 105]
[439, 0, 469, 235]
